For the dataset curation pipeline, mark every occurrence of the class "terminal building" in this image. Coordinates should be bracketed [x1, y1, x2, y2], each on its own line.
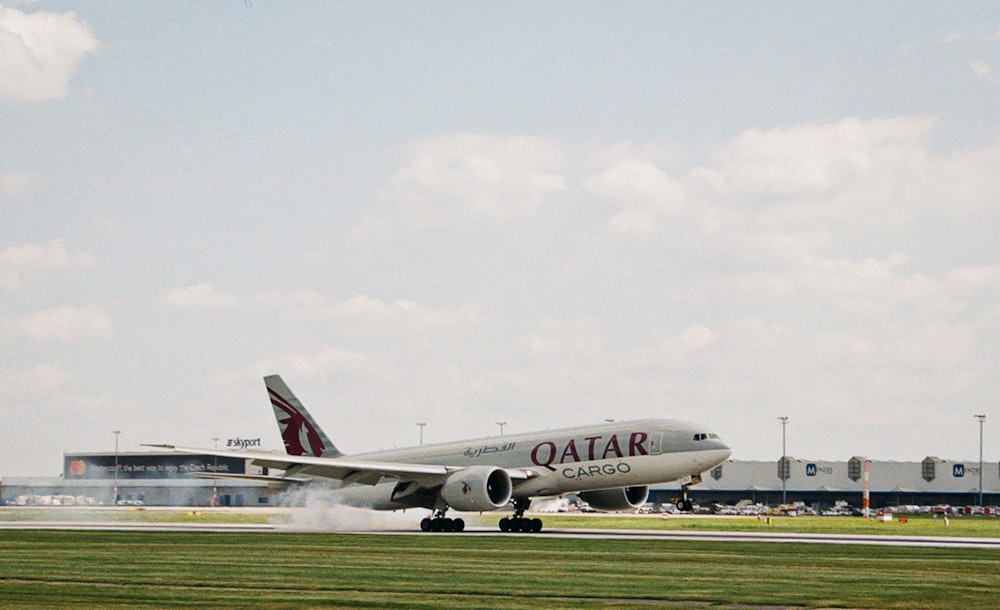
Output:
[1, 451, 277, 507]
[2, 451, 998, 510]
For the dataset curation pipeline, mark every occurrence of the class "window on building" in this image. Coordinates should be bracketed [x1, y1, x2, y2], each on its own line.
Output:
[921, 457, 936, 482]
[777, 457, 790, 481]
[848, 457, 862, 482]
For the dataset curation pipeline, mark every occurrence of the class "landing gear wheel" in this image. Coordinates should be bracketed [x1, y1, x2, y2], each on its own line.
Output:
[423, 507, 465, 533]
[678, 484, 694, 512]
[429, 517, 457, 532]
[498, 498, 543, 533]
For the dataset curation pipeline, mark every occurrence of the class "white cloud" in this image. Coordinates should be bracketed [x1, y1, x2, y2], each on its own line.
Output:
[255, 291, 483, 329]
[607, 210, 658, 237]
[0, 363, 69, 400]
[970, 59, 992, 79]
[0, 5, 100, 102]
[584, 158, 686, 211]
[9, 305, 112, 342]
[584, 155, 687, 237]
[932, 140, 1000, 213]
[942, 27, 1000, 45]
[349, 215, 390, 244]
[945, 262, 1000, 291]
[0, 239, 94, 289]
[0, 172, 38, 197]
[708, 116, 937, 199]
[521, 317, 603, 361]
[625, 325, 716, 369]
[254, 345, 380, 380]
[163, 284, 483, 330]
[165, 282, 240, 309]
[581, 117, 960, 244]
[721, 252, 960, 318]
[382, 133, 567, 226]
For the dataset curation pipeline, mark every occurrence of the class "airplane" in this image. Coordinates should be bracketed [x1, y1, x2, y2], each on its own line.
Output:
[153, 374, 731, 533]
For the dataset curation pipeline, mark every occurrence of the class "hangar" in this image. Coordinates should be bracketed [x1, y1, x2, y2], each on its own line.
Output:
[1, 451, 998, 510]
[653, 456, 1000, 510]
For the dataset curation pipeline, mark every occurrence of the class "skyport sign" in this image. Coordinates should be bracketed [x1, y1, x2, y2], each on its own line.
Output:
[226, 437, 262, 449]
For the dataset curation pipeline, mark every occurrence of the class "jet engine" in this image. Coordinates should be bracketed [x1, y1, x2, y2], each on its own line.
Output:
[577, 486, 649, 512]
[440, 466, 513, 512]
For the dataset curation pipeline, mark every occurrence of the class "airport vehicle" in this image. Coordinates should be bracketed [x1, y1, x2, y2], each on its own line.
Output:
[156, 375, 730, 532]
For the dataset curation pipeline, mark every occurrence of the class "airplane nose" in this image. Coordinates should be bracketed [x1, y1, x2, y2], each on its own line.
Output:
[700, 446, 731, 469]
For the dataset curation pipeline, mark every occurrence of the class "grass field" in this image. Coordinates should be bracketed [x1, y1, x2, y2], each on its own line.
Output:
[2, 528, 999, 608]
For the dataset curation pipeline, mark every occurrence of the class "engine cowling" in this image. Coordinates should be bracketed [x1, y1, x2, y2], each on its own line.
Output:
[577, 486, 649, 512]
[440, 466, 513, 512]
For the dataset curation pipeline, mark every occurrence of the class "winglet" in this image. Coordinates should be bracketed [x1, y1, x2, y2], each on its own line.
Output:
[264, 375, 342, 458]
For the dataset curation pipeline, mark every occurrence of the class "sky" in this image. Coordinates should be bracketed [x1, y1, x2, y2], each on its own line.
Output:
[2, 2, 999, 477]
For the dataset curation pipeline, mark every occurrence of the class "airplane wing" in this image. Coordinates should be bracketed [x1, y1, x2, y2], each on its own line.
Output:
[185, 471, 312, 485]
[145, 444, 534, 487]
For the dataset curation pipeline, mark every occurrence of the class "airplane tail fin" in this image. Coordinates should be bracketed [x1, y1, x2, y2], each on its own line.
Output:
[264, 374, 342, 458]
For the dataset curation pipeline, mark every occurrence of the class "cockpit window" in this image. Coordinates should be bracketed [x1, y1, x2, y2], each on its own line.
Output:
[693, 433, 721, 441]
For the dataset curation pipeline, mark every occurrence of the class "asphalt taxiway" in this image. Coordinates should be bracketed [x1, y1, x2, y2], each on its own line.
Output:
[2, 520, 999, 549]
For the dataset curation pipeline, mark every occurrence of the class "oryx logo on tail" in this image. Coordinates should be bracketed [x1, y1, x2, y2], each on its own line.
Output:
[265, 375, 341, 458]
[269, 388, 325, 456]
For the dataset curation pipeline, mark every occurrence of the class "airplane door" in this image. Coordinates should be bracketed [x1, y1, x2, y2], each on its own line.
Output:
[649, 433, 664, 455]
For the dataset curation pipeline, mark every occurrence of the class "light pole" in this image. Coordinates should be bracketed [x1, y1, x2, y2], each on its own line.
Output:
[975, 414, 986, 507]
[416, 422, 426, 446]
[778, 416, 788, 505]
[112, 430, 121, 506]
[495, 421, 506, 436]
[211, 437, 219, 507]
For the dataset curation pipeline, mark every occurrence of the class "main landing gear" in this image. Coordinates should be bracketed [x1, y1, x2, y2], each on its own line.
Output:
[419, 499, 544, 533]
[498, 498, 542, 533]
[420, 508, 465, 532]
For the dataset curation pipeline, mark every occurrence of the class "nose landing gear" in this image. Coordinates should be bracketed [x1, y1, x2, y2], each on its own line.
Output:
[677, 482, 694, 512]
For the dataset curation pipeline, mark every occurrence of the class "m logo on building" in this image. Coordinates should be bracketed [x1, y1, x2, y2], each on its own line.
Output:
[953, 464, 965, 478]
[806, 463, 817, 477]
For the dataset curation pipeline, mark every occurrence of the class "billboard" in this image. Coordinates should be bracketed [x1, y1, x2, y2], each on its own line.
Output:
[64, 453, 248, 480]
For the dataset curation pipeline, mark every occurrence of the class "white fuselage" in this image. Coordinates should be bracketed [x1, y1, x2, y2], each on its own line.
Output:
[319, 418, 730, 510]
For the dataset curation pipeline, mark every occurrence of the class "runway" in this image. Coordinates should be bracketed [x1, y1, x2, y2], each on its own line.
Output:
[3, 520, 999, 548]
[516, 527, 1000, 549]
[0, 521, 275, 533]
